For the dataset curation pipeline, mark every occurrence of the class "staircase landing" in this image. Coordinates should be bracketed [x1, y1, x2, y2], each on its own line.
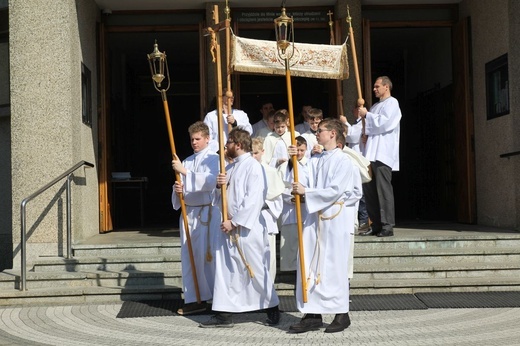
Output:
[77, 222, 519, 246]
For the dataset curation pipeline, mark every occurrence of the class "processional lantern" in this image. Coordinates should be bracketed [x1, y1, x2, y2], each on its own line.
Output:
[274, 3, 308, 303]
[147, 40, 170, 91]
[274, 5, 294, 58]
[146, 40, 201, 303]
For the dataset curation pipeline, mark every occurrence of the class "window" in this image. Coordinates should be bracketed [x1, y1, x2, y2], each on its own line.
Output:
[485, 53, 509, 120]
[81, 63, 92, 126]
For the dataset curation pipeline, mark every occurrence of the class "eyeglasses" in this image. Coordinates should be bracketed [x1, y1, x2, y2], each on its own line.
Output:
[226, 139, 235, 144]
[316, 128, 331, 134]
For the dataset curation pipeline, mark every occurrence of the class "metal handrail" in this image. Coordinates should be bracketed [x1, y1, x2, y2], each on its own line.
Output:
[499, 150, 520, 158]
[20, 160, 94, 291]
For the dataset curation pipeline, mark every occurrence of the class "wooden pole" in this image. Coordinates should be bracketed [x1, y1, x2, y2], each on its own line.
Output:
[160, 89, 201, 304]
[285, 57, 308, 303]
[212, 6, 228, 224]
[225, 1, 233, 132]
[328, 10, 345, 118]
[347, 7, 365, 109]
[211, 5, 254, 279]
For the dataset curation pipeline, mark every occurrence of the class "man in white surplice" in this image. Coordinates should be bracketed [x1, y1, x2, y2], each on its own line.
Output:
[203, 90, 253, 153]
[171, 121, 221, 315]
[357, 76, 401, 238]
[288, 118, 362, 334]
[199, 128, 280, 329]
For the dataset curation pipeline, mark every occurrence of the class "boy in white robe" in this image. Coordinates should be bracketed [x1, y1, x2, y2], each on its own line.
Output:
[203, 90, 253, 153]
[252, 137, 285, 283]
[199, 128, 280, 328]
[255, 109, 276, 139]
[295, 104, 312, 134]
[251, 100, 274, 136]
[288, 118, 362, 334]
[300, 108, 324, 158]
[262, 110, 299, 169]
[279, 136, 309, 272]
[171, 121, 221, 315]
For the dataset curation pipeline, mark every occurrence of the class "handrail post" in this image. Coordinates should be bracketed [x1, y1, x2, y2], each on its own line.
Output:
[66, 174, 72, 259]
[20, 202, 27, 291]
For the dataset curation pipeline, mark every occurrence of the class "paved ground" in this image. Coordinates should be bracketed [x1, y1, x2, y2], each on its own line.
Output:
[1, 303, 519, 346]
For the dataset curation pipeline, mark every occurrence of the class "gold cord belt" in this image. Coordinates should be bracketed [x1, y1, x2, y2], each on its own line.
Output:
[307, 201, 344, 286]
[192, 204, 213, 263]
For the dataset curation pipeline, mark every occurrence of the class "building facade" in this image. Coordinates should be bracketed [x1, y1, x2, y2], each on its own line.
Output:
[0, 0, 519, 271]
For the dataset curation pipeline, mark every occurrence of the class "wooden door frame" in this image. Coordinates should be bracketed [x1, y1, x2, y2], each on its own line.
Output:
[452, 17, 477, 223]
[98, 21, 112, 232]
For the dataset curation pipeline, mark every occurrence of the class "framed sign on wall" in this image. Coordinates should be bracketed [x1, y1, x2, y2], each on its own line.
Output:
[81, 63, 92, 127]
[485, 53, 509, 120]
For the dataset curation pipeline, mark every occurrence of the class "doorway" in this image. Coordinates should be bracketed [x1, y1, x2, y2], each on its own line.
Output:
[368, 26, 457, 222]
[105, 29, 201, 229]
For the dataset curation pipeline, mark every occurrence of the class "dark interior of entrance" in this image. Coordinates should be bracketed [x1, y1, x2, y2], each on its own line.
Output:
[108, 31, 199, 229]
[370, 27, 457, 222]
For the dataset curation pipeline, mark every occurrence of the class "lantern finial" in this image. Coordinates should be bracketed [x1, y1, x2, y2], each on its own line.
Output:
[147, 40, 170, 91]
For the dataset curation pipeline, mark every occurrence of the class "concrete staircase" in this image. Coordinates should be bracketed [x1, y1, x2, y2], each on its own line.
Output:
[350, 232, 520, 294]
[1, 226, 520, 305]
[0, 239, 185, 306]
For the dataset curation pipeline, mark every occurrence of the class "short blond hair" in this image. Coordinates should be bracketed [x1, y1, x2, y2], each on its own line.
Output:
[252, 136, 264, 151]
[188, 121, 209, 137]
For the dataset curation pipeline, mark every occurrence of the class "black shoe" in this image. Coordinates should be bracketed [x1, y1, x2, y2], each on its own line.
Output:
[377, 228, 394, 237]
[199, 313, 234, 328]
[289, 314, 323, 333]
[324, 313, 351, 333]
[359, 227, 379, 236]
[265, 305, 280, 326]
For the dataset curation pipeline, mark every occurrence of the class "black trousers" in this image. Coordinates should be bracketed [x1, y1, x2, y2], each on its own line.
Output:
[362, 160, 395, 231]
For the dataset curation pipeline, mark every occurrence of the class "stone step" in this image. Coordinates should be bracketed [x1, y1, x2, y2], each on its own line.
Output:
[51, 245, 520, 272]
[353, 246, 520, 265]
[31, 255, 182, 272]
[7, 259, 520, 291]
[352, 234, 520, 251]
[0, 285, 183, 306]
[349, 276, 520, 295]
[72, 243, 181, 257]
[0, 270, 183, 290]
[352, 261, 520, 280]
[70, 234, 520, 258]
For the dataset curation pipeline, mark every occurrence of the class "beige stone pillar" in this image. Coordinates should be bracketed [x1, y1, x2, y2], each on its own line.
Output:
[9, 0, 99, 267]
